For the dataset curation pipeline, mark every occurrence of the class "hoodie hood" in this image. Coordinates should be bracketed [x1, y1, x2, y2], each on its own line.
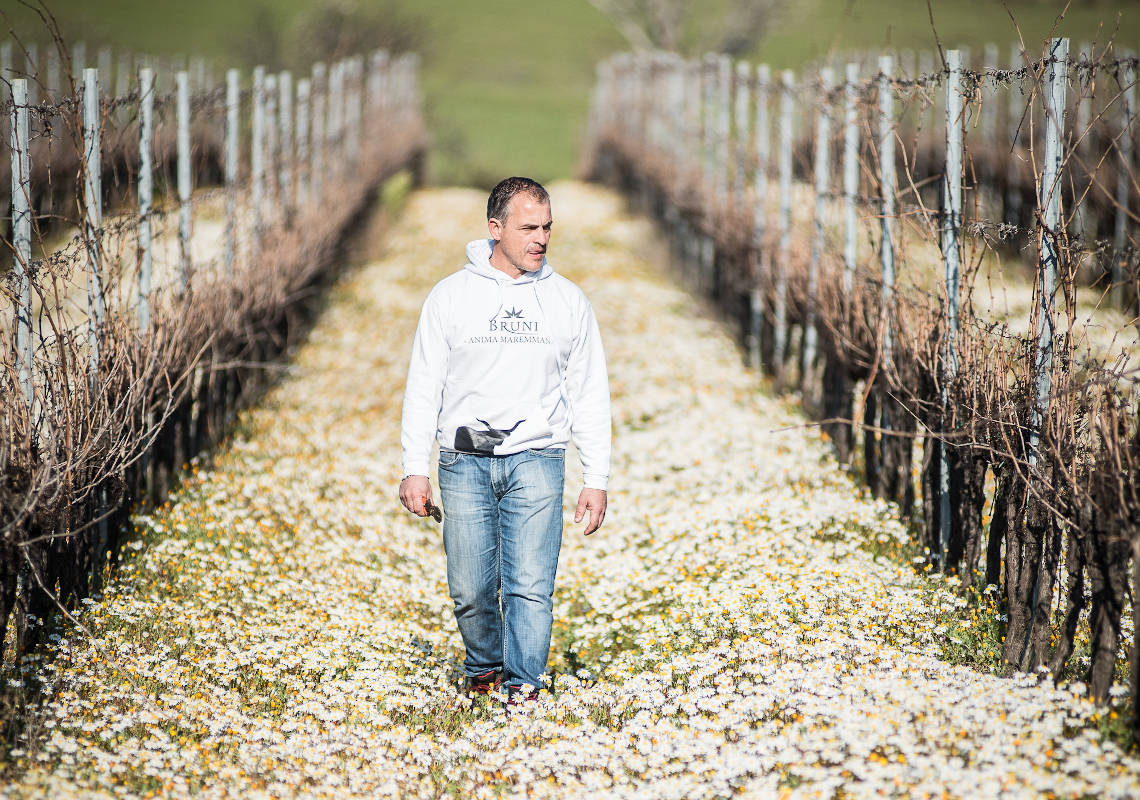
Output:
[464, 238, 553, 283]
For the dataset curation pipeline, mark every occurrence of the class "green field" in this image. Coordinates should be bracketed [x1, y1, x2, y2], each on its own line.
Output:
[6, 1, 1140, 186]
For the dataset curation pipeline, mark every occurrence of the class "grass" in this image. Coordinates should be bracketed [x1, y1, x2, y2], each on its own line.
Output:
[9, 1, 1140, 187]
[933, 579, 1008, 673]
[756, 0, 1140, 68]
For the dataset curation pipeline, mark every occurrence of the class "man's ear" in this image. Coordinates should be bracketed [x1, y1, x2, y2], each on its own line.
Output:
[488, 217, 503, 242]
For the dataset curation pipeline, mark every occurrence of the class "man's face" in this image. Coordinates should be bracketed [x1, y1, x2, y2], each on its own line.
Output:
[488, 194, 553, 278]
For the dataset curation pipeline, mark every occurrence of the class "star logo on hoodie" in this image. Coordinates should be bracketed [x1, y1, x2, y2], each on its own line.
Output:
[489, 305, 540, 335]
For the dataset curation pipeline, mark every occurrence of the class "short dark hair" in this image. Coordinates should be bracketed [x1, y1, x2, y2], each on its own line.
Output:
[487, 177, 549, 222]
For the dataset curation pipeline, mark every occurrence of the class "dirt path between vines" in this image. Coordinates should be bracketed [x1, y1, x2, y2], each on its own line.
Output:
[6, 182, 1138, 800]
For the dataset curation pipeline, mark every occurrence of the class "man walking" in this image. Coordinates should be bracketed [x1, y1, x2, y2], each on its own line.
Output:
[399, 177, 611, 703]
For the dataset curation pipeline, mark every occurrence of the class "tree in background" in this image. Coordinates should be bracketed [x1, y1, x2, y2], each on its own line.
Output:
[583, 0, 786, 56]
[231, 0, 426, 73]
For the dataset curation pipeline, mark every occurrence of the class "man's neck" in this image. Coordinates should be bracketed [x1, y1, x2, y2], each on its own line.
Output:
[488, 244, 523, 279]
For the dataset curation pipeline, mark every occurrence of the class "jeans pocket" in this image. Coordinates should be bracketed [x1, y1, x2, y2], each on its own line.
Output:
[438, 449, 462, 468]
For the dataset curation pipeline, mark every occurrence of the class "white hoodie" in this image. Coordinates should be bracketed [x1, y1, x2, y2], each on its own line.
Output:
[400, 239, 611, 490]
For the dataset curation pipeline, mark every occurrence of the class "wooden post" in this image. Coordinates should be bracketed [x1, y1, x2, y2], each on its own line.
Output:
[368, 50, 387, 115]
[83, 68, 104, 374]
[311, 62, 327, 201]
[1112, 53, 1135, 308]
[296, 78, 311, 209]
[686, 58, 701, 189]
[1006, 42, 1023, 226]
[116, 52, 131, 100]
[667, 54, 685, 166]
[900, 49, 915, 80]
[347, 56, 362, 168]
[252, 66, 266, 240]
[842, 63, 859, 298]
[622, 52, 633, 145]
[1075, 42, 1092, 155]
[878, 55, 896, 365]
[1074, 42, 1093, 262]
[1029, 38, 1069, 469]
[265, 73, 278, 218]
[643, 54, 657, 157]
[702, 54, 717, 196]
[177, 70, 192, 293]
[25, 43, 38, 105]
[83, 66, 108, 569]
[804, 67, 833, 389]
[97, 47, 111, 93]
[190, 56, 206, 92]
[1, 42, 12, 108]
[46, 46, 60, 101]
[749, 63, 771, 371]
[735, 60, 752, 209]
[278, 70, 294, 224]
[981, 43, 999, 143]
[939, 50, 966, 567]
[774, 69, 795, 375]
[329, 61, 344, 176]
[918, 50, 934, 144]
[10, 78, 33, 408]
[717, 54, 731, 213]
[138, 67, 155, 328]
[224, 69, 239, 275]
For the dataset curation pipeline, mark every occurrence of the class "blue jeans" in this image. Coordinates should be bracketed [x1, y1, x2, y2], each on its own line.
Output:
[437, 447, 565, 692]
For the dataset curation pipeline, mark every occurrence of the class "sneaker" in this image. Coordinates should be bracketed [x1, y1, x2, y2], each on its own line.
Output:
[464, 669, 502, 697]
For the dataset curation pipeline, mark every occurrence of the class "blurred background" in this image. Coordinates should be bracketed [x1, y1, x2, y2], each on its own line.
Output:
[6, 0, 1140, 186]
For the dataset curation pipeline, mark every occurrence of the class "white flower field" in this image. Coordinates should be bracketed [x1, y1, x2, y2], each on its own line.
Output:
[5, 183, 1138, 799]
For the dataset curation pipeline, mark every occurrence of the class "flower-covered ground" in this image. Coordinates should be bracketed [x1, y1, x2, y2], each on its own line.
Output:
[5, 183, 1138, 799]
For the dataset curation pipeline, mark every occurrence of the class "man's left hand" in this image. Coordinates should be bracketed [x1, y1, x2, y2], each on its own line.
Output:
[574, 488, 607, 536]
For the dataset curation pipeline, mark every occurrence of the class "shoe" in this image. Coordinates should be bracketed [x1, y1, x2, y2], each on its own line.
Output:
[464, 669, 502, 697]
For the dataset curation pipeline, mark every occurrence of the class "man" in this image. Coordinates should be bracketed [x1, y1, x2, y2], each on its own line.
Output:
[399, 177, 611, 703]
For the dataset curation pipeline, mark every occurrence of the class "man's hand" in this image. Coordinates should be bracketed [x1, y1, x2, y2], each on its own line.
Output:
[399, 475, 433, 517]
[574, 488, 607, 535]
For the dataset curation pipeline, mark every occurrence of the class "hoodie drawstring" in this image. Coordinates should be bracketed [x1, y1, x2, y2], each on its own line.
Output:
[488, 278, 506, 324]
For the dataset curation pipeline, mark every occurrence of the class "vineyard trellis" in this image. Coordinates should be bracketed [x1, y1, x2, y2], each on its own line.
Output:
[587, 37, 1140, 734]
[1, 33, 425, 675]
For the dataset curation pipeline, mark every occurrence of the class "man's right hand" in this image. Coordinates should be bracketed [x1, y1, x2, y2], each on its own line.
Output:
[399, 475, 433, 516]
